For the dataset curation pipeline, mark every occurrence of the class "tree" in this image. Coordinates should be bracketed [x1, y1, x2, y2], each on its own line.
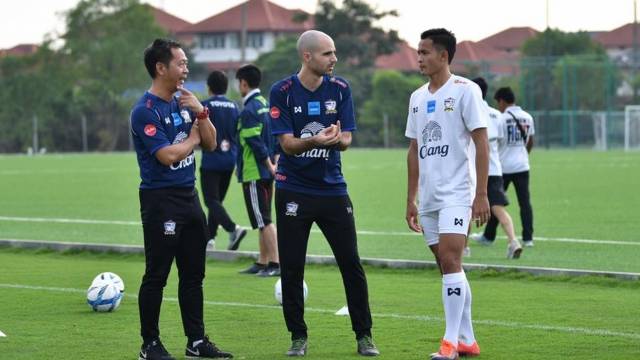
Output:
[255, 36, 300, 94]
[360, 70, 423, 146]
[313, 0, 400, 68]
[519, 29, 618, 111]
[62, 0, 168, 150]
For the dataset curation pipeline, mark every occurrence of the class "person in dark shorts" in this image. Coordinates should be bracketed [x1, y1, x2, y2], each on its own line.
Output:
[130, 38, 232, 360]
[200, 70, 247, 251]
[269, 30, 379, 357]
[235, 64, 280, 277]
[473, 86, 536, 247]
[469, 77, 522, 259]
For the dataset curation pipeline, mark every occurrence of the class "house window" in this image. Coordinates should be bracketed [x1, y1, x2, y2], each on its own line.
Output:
[248, 32, 264, 49]
[200, 34, 226, 49]
[229, 33, 240, 48]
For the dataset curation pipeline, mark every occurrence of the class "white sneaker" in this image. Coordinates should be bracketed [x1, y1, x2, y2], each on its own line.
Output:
[469, 233, 493, 246]
[206, 238, 216, 250]
[507, 241, 523, 259]
[227, 225, 247, 251]
[523, 240, 534, 247]
[463, 247, 471, 257]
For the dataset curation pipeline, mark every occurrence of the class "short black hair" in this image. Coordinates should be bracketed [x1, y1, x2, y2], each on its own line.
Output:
[207, 70, 228, 95]
[143, 38, 182, 79]
[494, 87, 516, 104]
[236, 64, 261, 88]
[472, 77, 488, 99]
[420, 28, 456, 64]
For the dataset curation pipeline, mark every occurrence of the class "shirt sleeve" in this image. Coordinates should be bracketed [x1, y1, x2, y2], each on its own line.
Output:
[527, 115, 535, 136]
[337, 81, 356, 132]
[270, 83, 294, 135]
[240, 106, 269, 161]
[405, 92, 417, 139]
[462, 84, 488, 132]
[130, 106, 170, 156]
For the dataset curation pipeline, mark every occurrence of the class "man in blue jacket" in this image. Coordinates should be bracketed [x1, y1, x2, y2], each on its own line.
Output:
[200, 70, 247, 250]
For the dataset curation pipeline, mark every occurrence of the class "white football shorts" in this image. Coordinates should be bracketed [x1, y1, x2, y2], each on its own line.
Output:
[420, 206, 472, 246]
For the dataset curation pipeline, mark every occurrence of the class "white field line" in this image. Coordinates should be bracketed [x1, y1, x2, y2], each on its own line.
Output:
[0, 215, 638, 246]
[1, 283, 638, 341]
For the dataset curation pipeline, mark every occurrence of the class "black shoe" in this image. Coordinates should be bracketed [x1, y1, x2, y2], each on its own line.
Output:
[185, 335, 233, 359]
[239, 262, 266, 274]
[286, 338, 307, 356]
[139, 340, 175, 360]
[227, 226, 247, 251]
[357, 335, 380, 356]
[256, 262, 280, 277]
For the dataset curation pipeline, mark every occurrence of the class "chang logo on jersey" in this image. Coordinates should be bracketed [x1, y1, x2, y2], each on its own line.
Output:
[170, 153, 195, 170]
[419, 121, 449, 158]
[172, 131, 188, 145]
[299, 122, 325, 139]
[297, 121, 331, 159]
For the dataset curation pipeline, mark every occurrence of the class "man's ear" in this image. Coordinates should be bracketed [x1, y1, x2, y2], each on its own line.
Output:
[155, 62, 167, 77]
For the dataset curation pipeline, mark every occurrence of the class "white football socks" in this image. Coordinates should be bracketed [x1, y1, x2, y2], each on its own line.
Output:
[442, 271, 467, 345]
[458, 276, 476, 345]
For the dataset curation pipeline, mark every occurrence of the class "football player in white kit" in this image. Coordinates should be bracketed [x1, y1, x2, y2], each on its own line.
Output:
[405, 29, 490, 360]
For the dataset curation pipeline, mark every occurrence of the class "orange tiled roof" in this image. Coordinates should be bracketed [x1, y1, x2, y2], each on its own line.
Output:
[180, 0, 313, 34]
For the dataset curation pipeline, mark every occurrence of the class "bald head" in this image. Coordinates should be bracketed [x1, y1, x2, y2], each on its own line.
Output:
[297, 30, 333, 58]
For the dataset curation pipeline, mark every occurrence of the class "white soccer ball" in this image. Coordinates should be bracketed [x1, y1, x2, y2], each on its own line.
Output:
[275, 278, 308, 305]
[92, 272, 125, 293]
[87, 272, 124, 312]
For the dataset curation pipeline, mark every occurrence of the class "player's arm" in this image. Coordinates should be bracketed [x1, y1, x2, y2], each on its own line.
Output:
[406, 139, 421, 233]
[526, 135, 534, 153]
[155, 120, 201, 166]
[178, 86, 216, 151]
[471, 128, 490, 226]
[334, 123, 352, 151]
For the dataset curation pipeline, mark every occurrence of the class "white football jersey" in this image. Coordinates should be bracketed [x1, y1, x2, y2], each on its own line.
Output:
[498, 105, 535, 174]
[405, 74, 488, 213]
[486, 101, 504, 176]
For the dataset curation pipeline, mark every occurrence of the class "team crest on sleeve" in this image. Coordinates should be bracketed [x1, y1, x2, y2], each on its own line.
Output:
[163, 220, 176, 235]
[285, 202, 299, 216]
[270, 106, 280, 119]
[144, 124, 157, 137]
[324, 100, 337, 114]
[444, 98, 455, 112]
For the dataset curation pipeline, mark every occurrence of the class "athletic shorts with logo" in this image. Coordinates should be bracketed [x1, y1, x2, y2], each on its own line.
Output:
[488, 175, 509, 207]
[420, 206, 472, 246]
[242, 179, 273, 229]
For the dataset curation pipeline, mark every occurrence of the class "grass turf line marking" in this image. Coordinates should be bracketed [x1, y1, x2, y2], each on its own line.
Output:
[0, 215, 638, 246]
[1, 283, 638, 341]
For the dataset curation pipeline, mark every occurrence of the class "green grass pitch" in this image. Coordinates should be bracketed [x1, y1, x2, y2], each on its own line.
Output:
[0, 149, 639, 272]
[0, 248, 638, 359]
[0, 149, 639, 359]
